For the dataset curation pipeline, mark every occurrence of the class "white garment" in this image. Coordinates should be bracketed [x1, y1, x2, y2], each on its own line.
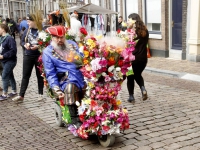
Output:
[70, 17, 82, 41]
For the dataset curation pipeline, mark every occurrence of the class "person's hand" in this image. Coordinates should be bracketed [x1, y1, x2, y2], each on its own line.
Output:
[24, 43, 31, 50]
[58, 92, 65, 99]
[53, 86, 65, 99]
[0, 55, 3, 59]
[55, 90, 65, 99]
[30, 45, 39, 50]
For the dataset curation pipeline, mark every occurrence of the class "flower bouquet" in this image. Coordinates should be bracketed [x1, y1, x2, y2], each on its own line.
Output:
[38, 31, 51, 52]
[67, 34, 137, 138]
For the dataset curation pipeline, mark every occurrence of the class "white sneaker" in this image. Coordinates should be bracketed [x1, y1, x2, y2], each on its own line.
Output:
[12, 95, 24, 102]
[38, 94, 45, 101]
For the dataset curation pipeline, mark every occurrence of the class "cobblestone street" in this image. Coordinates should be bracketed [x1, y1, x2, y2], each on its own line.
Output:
[1, 37, 200, 150]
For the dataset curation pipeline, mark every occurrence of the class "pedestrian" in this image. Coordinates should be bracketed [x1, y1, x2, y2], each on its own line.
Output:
[126, 13, 149, 103]
[19, 16, 29, 31]
[16, 18, 22, 34]
[19, 27, 26, 54]
[6, 18, 17, 40]
[117, 16, 127, 31]
[0, 24, 17, 100]
[12, 14, 44, 102]
[42, 25, 86, 127]
[70, 12, 82, 41]
[1, 19, 6, 25]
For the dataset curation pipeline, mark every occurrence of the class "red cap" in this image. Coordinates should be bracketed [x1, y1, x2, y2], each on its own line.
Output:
[46, 26, 67, 37]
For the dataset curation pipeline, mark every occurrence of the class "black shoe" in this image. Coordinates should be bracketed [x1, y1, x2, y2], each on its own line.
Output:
[127, 95, 135, 103]
[141, 86, 148, 100]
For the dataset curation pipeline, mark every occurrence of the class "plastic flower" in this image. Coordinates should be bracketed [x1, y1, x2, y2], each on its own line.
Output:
[116, 100, 121, 106]
[38, 31, 48, 42]
[90, 58, 102, 72]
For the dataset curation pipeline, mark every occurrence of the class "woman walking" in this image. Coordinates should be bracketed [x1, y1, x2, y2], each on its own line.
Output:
[127, 13, 149, 103]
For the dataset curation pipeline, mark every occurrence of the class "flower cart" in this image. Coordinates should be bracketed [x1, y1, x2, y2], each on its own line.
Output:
[38, 23, 136, 147]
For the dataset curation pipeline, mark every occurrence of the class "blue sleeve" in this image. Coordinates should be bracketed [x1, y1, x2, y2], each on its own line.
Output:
[42, 49, 60, 89]
[3, 37, 17, 59]
[21, 28, 28, 47]
[67, 40, 84, 57]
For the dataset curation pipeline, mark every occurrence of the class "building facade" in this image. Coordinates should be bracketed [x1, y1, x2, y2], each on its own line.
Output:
[116, 0, 200, 62]
[2, 0, 200, 62]
[86, 0, 199, 62]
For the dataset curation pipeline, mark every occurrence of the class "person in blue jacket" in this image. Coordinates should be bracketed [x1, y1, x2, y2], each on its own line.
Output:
[12, 14, 44, 102]
[43, 25, 86, 127]
[0, 24, 17, 100]
[19, 17, 29, 31]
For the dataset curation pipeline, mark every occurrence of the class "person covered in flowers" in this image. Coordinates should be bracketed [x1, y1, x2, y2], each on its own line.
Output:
[42, 25, 86, 128]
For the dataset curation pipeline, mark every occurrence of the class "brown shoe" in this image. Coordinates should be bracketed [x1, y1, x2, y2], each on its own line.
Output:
[141, 86, 148, 100]
[0, 87, 3, 91]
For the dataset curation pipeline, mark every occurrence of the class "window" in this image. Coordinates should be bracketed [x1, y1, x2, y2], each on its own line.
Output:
[126, 0, 138, 20]
[145, 0, 161, 33]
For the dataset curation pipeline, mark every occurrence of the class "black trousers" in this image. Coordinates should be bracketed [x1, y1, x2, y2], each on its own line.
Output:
[19, 55, 44, 97]
[127, 60, 147, 95]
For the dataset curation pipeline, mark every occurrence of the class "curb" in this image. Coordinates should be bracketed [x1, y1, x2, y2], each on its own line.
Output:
[145, 67, 200, 83]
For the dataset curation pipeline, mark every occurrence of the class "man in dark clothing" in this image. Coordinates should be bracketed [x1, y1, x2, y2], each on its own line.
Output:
[117, 16, 127, 31]
[6, 18, 17, 40]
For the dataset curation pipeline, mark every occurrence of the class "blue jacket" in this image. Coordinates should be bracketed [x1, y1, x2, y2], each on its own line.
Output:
[19, 20, 29, 31]
[0, 35, 17, 63]
[42, 40, 85, 91]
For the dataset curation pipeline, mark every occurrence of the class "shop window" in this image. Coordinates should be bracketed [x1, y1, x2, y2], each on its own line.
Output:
[145, 0, 161, 34]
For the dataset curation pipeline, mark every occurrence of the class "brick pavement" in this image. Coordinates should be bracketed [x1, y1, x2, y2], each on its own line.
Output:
[1, 37, 200, 150]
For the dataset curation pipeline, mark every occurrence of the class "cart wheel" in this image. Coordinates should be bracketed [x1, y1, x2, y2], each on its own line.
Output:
[98, 134, 115, 147]
[54, 104, 64, 127]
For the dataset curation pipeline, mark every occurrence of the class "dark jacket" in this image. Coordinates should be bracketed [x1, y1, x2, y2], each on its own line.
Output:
[0, 35, 17, 63]
[117, 22, 127, 31]
[133, 29, 149, 63]
[21, 28, 40, 56]
[7, 20, 17, 34]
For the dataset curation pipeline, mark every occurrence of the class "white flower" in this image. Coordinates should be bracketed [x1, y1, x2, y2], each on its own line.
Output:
[38, 31, 47, 42]
[75, 101, 80, 106]
[67, 29, 76, 36]
[86, 109, 91, 116]
[79, 46, 84, 53]
[91, 77, 98, 82]
[90, 58, 102, 72]
[108, 124, 121, 135]
[127, 66, 132, 70]
[102, 72, 107, 76]
[108, 65, 115, 72]
[116, 67, 121, 72]
[102, 119, 111, 126]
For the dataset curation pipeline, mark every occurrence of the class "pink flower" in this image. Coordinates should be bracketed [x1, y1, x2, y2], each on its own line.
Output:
[105, 75, 111, 82]
[99, 59, 107, 67]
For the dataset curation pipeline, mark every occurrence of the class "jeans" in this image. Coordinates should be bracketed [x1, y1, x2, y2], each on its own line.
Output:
[1, 61, 17, 93]
[19, 55, 44, 97]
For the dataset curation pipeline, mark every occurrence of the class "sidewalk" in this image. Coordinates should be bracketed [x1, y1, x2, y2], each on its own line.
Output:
[146, 57, 200, 82]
